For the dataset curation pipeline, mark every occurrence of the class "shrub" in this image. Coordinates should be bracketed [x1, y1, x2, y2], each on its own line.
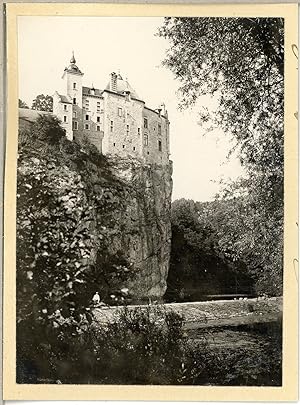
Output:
[31, 114, 66, 145]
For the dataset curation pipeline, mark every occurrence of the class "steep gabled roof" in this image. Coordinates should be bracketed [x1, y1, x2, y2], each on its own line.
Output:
[54, 91, 72, 104]
[104, 73, 141, 100]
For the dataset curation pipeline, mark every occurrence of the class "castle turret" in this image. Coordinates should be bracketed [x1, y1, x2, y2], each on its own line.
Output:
[62, 52, 84, 107]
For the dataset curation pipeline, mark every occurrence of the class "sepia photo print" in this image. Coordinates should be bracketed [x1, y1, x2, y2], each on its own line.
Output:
[3, 3, 298, 401]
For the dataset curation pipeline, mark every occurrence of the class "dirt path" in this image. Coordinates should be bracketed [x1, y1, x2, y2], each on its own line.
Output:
[93, 296, 282, 329]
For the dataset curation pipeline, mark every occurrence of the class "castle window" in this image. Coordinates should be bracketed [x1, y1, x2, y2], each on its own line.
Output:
[97, 126, 100, 131]
[97, 102, 100, 112]
[126, 125, 129, 136]
[73, 121, 78, 130]
[118, 107, 122, 117]
[85, 124, 90, 130]
[63, 116, 67, 123]
[138, 128, 140, 136]
[73, 111, 77, 118]
[73, 82, 76, 89]
[144, 118, 148, 129]
[73, 98, 76, 105]
[85, 114, 89, 121]
[123, 145, 125, 149]
[110, 121, 114, 132]
[158, 140, 162, 152]
[144, 133, 148, 146]
[64, 104, 67, 111]
[133, 147, 136, 151]
[113, 143, 116, 146]
[85, 100, 89, 111]
[158, 124, 162, 136]
[97, 116, 100, 123]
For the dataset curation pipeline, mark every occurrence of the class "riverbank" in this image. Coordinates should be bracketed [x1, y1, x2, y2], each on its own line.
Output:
[93, 296, 282, 329]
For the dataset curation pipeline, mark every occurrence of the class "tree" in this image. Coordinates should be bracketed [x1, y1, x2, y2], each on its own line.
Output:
[167, 198, 254, 302]
[158, 18, 283, 203]
[159, 18, 284, 295]
[32, 94, 53, 112]
[19, 99, 29, 108]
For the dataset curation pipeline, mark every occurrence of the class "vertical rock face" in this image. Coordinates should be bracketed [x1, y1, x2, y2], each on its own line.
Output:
[17, 138, 173, 304]
[102, 157, 173, 299]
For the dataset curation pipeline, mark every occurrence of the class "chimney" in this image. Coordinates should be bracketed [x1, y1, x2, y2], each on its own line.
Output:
[160, 103, 166, 115]
[110, 72, 117, 92]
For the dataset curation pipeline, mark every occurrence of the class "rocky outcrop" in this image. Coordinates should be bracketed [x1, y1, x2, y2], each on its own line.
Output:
[91, 156, 173, 300]
[17, 140, 172, 305]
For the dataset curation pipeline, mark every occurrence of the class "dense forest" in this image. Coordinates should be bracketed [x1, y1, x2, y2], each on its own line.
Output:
[166, 196, 282, 302]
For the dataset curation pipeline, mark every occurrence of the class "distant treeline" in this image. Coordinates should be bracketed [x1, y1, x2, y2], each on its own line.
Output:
[166, 196, 283, 302]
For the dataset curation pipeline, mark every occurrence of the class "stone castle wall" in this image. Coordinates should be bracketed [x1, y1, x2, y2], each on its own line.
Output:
[142, 107, 169, 165]
[102, 91, 144, 158]
[53, 94, 73, 141]
[53, 66, 170, 165]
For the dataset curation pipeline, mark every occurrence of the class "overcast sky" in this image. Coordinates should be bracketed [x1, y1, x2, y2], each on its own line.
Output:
[18, 16, 243, 202]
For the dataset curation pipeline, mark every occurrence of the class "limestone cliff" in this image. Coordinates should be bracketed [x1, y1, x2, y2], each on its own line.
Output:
[94, 157, 173, 299]
[17, 135, 172, 306]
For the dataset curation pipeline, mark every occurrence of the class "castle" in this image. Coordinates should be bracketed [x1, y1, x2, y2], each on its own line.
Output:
[52, 53, 170, 165]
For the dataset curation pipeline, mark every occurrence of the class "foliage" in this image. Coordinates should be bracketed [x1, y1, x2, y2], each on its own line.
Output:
[202, 185, 283, 296]
[159, 18, 284, 295]
[90, 306, 191, 384]
[19, 99, 29, 108]
[169, 197, 282, 297]
[17, 152, 94, 323]
[158, 18, 283, 182]
[30, 114, 66, 145]
[16, 116, 140, 382]
[32, 94, 53, 112]
[17, 303, 282, 385]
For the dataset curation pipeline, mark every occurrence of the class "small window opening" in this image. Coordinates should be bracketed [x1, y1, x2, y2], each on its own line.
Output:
[73, 82, 76, 89]
[158, 124, 162, 136]
[97, 126, 100, 131]
[158, 140, 162, 152]
[73, 98, 76, 105]
[63, 116, 67, 123]
[85, 114, 89, 120]
[144, 133, 148, 146]
[110, 121, 114, 132]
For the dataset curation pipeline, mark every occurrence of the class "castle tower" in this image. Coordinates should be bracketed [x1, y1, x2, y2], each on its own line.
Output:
[62, 52, 84, 107]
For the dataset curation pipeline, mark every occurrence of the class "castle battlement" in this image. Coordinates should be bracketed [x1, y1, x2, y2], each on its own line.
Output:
[53, 53, 170, 165]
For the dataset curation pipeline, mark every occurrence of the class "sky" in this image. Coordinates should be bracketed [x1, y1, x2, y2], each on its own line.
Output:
[18, 16, 243, 202]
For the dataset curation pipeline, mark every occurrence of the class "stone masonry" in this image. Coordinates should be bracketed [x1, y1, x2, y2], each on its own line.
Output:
[53, 53, 170, 165]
